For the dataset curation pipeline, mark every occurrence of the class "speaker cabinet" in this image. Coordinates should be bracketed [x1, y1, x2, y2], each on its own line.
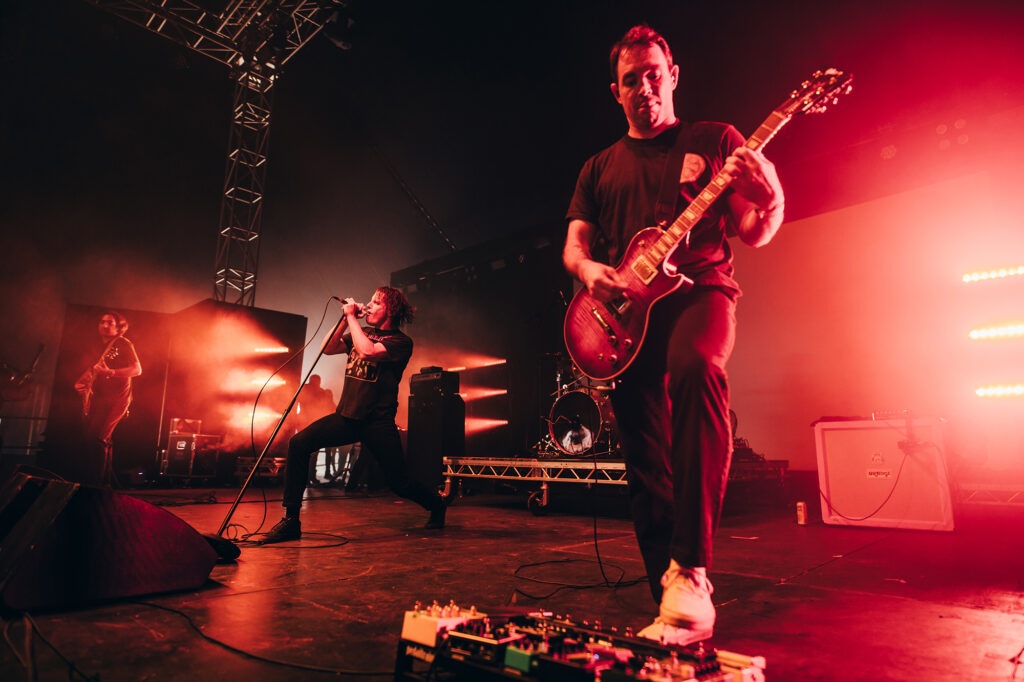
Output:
[161, 434, 224, 479]
[407, 369, 465, 487]
[0, 472, 218, 611]
[813, 418, 954, 531]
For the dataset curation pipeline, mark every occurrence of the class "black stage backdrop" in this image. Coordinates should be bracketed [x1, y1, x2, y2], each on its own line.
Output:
[392, 225, 572, 459]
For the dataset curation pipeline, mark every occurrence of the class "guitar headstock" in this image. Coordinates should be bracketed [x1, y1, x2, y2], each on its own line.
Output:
[783, 68, 853, 116]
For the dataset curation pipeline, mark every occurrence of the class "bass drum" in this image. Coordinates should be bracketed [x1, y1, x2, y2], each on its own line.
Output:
[548, 389, 617, 456]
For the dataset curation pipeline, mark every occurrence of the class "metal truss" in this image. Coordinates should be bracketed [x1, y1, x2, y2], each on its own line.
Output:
[443, 457, 628, 486]
[442, 456, 627, 514]
[958, 485, 1024, 507]
[84, 0, 329, 70]
[84, 0, 331, 305]
[214, 66, 273, 305]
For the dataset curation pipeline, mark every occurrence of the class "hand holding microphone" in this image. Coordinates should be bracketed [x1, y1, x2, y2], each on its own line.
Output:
[334, 296, 365, 318]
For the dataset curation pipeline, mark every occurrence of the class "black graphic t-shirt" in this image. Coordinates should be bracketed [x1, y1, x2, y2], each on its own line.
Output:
[566, 121, 744, 294]
[336, 328, 413, 421]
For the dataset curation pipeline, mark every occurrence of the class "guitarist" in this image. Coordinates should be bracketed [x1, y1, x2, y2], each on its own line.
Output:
[74, 310, 142, 487]
[563, 25, 784, 645]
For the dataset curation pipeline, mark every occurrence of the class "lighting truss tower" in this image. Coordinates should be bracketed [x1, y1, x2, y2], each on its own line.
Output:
[83, 0, 332, 306]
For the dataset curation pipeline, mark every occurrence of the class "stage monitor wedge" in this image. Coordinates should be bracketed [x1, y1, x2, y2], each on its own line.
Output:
[0, 472, 218, 612]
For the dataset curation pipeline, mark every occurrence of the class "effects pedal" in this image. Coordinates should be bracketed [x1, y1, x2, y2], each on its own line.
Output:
[396, 604, 766, 681]
[400, 600, 487, 648]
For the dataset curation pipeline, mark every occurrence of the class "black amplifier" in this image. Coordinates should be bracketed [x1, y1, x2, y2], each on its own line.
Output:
[410, 366, 460, 396]
[162, 434, 223, 478]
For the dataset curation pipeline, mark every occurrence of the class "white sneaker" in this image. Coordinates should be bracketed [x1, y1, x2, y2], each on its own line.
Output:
[636, 617, 712, 646]
[658, 560, 715, 633]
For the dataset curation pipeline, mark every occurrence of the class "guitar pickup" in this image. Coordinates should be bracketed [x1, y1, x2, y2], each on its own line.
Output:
[630, 256, 658, 284]
[605, 294, 631, 317]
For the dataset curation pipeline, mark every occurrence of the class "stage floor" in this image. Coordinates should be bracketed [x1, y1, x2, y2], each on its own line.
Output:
[2, 477, 1022, 681]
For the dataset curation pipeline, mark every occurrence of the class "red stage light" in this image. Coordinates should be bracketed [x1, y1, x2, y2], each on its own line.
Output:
[459, 387, 508, 402]
[465, 417, 508, 435]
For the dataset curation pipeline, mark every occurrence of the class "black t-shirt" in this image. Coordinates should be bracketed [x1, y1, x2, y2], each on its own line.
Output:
[90, 335, 138, 404]
[336, 327, 413, 421]
[566, 121, 744, 293]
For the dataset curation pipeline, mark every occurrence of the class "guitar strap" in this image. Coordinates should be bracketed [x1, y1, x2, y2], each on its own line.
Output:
[654, 121, 692, 231]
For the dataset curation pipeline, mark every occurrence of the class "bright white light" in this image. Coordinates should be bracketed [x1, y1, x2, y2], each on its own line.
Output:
[962, 265, 1024, 283]
[975, 384, 1024, 398]
[253, 346, 290, 354]
[251, 377, 287, 387]
[968, 323, 1024, 340]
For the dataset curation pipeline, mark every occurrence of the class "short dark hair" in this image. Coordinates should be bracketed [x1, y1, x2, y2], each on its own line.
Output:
[376, 286, 415, 328]
[608, 24, 674, 83]
[101, 310, 129, 334]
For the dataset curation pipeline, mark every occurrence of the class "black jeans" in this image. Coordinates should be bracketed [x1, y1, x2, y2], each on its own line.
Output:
[80, 395, 131, 487]
[284, 412, 441, 513]
[609, 287, 736, 603]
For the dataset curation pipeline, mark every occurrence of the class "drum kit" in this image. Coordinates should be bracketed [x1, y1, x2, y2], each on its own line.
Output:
[537, 353, 620, 458]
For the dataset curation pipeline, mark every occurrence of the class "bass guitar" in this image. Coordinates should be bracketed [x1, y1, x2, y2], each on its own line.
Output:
[564, 68, 853, 381]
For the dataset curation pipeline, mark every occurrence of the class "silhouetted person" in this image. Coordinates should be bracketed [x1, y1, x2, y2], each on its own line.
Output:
[73, 311, 142, 486]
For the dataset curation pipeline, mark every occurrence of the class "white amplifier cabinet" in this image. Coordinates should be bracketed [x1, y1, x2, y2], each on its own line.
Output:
[813, 418, 954, 531]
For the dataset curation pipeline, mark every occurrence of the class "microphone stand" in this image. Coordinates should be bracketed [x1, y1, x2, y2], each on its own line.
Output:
[207, 317, 342, 559]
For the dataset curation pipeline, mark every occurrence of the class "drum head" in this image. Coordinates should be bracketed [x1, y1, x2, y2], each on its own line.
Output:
[549, 390, 605, 455]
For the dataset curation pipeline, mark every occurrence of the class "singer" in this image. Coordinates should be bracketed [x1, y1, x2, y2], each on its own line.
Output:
[262, 286, 450, 544]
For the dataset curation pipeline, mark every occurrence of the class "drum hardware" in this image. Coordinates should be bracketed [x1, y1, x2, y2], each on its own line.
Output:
[546, 387, 618, 457]
[533, 357, 620, 458]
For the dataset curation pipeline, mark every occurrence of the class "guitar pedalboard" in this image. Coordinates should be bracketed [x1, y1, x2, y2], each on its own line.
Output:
[396, 601, 765, 681]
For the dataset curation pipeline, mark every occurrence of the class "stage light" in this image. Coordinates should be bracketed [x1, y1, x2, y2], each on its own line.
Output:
[222, 368, 287, 394]
[459, 387, 508, 402]
[465, 417, 508, 436]
[225, 404, 284, 429]
[251, 377, 287, 387]
[961, 265, 1024, 283]
[253, 346, 289, 354]
[968, 323, 1024, 340]
[446, 355, 507, 372]
[975, 384, 1024, 398]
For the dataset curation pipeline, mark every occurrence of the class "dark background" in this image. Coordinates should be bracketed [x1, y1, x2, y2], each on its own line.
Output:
[3, 0, 1023, 470]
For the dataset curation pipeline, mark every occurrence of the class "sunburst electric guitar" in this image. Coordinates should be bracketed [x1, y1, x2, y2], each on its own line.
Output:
[564, 68, 853, 381]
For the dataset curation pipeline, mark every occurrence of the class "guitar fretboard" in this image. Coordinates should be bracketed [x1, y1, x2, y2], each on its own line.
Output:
[646, 109, 794, 265]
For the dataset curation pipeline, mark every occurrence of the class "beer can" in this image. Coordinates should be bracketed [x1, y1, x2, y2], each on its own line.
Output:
[796, 501, 808, 525]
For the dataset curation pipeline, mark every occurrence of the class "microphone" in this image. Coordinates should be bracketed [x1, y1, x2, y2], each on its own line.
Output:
[332, 297, 365, 317]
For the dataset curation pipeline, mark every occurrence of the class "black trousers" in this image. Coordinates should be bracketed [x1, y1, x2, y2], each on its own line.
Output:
[609, 287, 736, 603]
[80, 395, 130, 487]
[283, 412, 441, 513]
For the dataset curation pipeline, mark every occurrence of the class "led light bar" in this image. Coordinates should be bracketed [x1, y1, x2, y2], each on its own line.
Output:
[968, 323, 1024, 340]
[975, 384, 1024, 398]
[962, 266, 1024, 283]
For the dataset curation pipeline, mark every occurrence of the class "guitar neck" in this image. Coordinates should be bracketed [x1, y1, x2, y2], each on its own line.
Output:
[652, 111, 793, 259]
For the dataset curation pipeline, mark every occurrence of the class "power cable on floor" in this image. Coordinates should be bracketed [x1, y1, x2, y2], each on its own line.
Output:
[132, 600, 393, 677]
[509, 456, 645, 602]
[3, 612, 101, 682]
